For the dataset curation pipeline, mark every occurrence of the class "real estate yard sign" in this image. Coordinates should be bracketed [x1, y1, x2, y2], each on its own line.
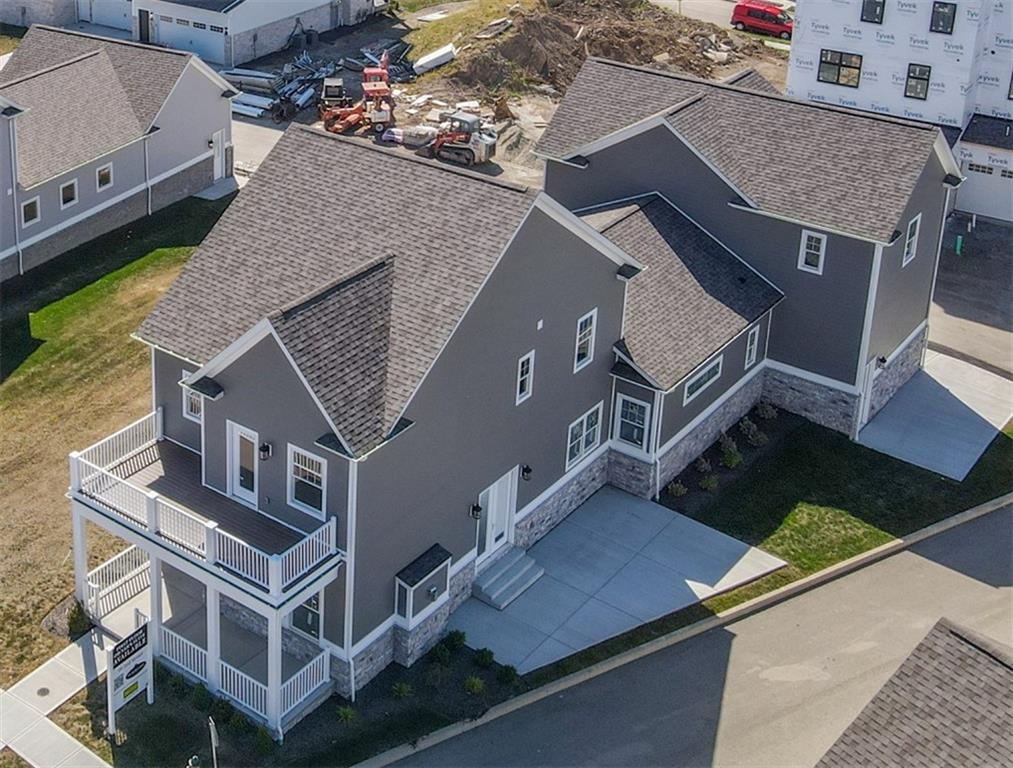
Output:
[106, 622, 154, 735]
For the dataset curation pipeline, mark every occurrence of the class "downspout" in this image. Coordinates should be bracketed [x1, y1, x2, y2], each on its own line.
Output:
[926, 184, 954, 368]
[343, 459, 358, 701]
[8, 118, 22, 274]
[652, 389, 664, 500]
[143, 133, 152, 215]
[853, 244, 883, 439]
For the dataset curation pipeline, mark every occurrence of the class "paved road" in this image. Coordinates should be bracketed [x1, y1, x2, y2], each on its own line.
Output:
[652, 0, 737, 28]
[396, 507, 1012, 767]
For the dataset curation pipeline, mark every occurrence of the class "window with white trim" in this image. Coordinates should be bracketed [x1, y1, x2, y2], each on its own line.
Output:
[904, 64, 931, 100]
[288, 445, 326, 518]
[193, 21, 207, 29]
[903, 215, 920, 266]
[96, 163, 113, 191]
[573, 309, 597, 372]
[290, 592, 321, 639]
[745, 326, 760, 369]
[684, 356, 723, 405]
[181, 369, 202, 422]
[60, 180, 78, 210]
[516, 350, 534, 405]
[566, 402, 602, 469]
[616, 394, 650, 451]
[210, 24, 226, 33]
[21, 197, 39, 227]
[798, 230, 827, 274]
[176, 17, 190, 25]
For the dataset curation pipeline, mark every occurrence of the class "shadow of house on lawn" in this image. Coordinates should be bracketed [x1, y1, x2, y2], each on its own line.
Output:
[0, 196, 233, 383]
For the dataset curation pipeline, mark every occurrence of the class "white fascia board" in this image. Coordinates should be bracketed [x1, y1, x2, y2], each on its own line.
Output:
[611, 345, 661, 389]
[534, 192, 643, 270]
[933, 130, 962, 178]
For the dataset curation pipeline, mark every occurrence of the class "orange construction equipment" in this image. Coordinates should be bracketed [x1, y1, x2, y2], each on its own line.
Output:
[319, 50, 394, 134]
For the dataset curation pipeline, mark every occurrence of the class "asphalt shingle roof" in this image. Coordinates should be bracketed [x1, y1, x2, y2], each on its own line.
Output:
[0, 25, 191, 186]
[961, 113, 1013, 151]
[582, 195, 782, 389]
[139, 126, 538, 455]
[538, 58, 943, 243]
[721, 68, 780, 94]
[818, 619, 1013, 768]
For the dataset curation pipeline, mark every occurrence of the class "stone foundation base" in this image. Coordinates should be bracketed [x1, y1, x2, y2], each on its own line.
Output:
[513, 451, 608, 548]
[219, 594, 320, 663]
[868, 326, 927, 421]
[151, 157, 216, 212]
[762, 366, 860, 436]
[608, 450, 653, 498]
[227, 3, 333, 64]
[0, 0, 75, 27]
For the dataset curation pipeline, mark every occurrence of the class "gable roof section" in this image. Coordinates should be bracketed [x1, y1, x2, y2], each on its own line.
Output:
[140, 126, 541, 455]
[538, 58, 944, 243]
[582, 195, 782, 390]
[721, 68, 780, 94]
[818, 619, 1013, 768]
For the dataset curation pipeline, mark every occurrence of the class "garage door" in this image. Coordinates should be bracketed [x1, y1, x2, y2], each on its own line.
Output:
[156, 17, 226, 64]
[956, 161, 1013, 221]
[91, 0, 132, 30]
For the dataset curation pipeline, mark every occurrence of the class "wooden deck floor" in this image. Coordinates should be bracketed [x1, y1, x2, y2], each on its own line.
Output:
[114, 441, 305, 554]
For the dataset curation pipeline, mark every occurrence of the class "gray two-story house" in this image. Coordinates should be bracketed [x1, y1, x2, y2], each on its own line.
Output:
[65, 58, 959, 737]
[0, 25, 234, 282]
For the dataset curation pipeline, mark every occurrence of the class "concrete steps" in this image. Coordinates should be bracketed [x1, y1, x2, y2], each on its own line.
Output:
[473, 546, 544, 610]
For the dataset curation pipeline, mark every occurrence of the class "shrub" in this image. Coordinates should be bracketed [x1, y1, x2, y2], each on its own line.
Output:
[718, 431, 738, 455]
[756, 401, 778, 420]
[496, 665, 518, 685]
[666, 480, 688, 497]
[423, 663, 447, 689]
[444, 629, 467, 651]
[336, 705, 357, 723]
[191, 683, 213, 711]
[169, 673, 187, 697]
[67, 600, 90, 637]
[464, 676, 485, 695]
[154, 662, 170, 686]
[228, 708, 252, 734]
[210, 695, 234, 723]
[473, 648, 495, 669]
[391, 681, 414, 699]
[699, 474, 719, 492]
[738, 416, 770, 447]
[721, 449, 742, 469]
[429, 642, 451, 666]
[255, 726, 275, 754]
[694, 456, 712, 474]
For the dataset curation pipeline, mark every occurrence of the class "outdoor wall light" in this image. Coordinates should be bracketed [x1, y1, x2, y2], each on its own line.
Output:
[469, 503, 483, 520]
[207, 137, 214, 148]
[521, 464, 532, 482]
[877, 356, 887, 368]
[259, 442, 273, 461]
[427, 585, 439, 601]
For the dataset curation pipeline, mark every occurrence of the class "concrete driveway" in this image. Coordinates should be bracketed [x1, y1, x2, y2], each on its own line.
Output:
[859, 351, 1013, 480]
[231, 117, 286, 181]
[450, 487, 784, 673]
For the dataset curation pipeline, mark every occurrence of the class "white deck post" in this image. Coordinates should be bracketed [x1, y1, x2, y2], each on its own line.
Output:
[145, 491, 160, 534]
[206, 586, 221, 693]
[204, 520, 219, 564]
[155, 406, 164, 439]
[68, 451, 82, 493]
[72, 506, 88, 606]
[269, 554, 283, 596]
[266, 611, 283, 736]
[149, 554, 163, 658]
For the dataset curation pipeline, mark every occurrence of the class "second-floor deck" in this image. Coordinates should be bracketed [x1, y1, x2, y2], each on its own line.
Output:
[69, 410, 340, 602]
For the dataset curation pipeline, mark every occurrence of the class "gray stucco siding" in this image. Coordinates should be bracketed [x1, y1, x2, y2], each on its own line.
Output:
[154, 348, 202, 452]
[544, 126, 875, 384]
[351, 208, 624, 643]
[322, 568, 345, 647]
[202, 334, 349, 543]
[0, 118, 16, 254]
[660, 313, 769, 446]
[867, 153, 946, 362]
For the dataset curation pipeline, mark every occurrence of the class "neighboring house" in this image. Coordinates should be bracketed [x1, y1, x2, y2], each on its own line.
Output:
[129, 0, 375, 65]
[0, 0, 78, 28]
[65, 59, 956, 737]
[786, 0, 1013, 221]
[818, 618, 1013, 766]
[0, 25, 234, 281]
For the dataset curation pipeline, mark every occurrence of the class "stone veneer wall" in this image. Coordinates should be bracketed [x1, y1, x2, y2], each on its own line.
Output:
[219, 595, 320, 663]
[513, 450, 609, 548]
[657, 371, 765, 492]
[392, 561, 476, 667]
[226, 3, 333, 65]
[151, 157, 215, 212]
[0, 0, 76, 27]
[762, 366, 861, 437]
[867, 325, 928, 421]
[608, 450, 653, 498]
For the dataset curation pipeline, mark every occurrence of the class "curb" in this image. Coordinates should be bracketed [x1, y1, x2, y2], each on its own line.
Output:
[358, 493, 1013, 767]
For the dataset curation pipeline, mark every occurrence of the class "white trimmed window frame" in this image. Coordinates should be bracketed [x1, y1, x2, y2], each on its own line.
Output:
[566, 401, 603, 470]
[615, 393, 651, 452]
[59, 179, 79, 210]
[797, 229, 827, 275]
[744, 326, 760, 369]
[96, 163, 114, 192]
[902, 214, 921, 267]
[287, 444, 327, 520]
[573, 308, 597, 373]
[21, 196, 40, 228]
[683, 356, 723, 406]
[181, 369, 202, 423]
[516, 349, 535, 405]
[287, 590, 323, 641]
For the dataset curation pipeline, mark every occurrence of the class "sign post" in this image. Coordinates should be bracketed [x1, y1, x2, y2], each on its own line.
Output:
[106, 622, 154, 736]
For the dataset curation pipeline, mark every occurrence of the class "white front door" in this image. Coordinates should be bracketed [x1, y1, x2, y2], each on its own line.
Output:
[228, 422, 258, 506]
[477, 467, 518, 564]
[212, 129, 225, 180]
[77, 0, 91, 22]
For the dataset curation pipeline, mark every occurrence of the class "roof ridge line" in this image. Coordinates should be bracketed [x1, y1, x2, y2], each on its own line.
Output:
[292, 124, 535, 195]
[29, 24, 192, 57]
[587, 57, 938, 132]
[939, 618, 1013, 671]
[595, 194, 660, 234]
[0, 48, 102, 88]
[270, 253, 395, 321]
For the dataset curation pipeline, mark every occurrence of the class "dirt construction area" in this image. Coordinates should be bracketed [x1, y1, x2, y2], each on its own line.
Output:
[236, 0, 788, 186]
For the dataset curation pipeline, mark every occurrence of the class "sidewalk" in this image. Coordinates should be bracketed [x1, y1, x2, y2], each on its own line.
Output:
[0, 630, 111, 767]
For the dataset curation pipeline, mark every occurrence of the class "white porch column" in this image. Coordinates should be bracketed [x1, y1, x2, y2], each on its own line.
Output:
[266, 612, 283, 735]
[72, 507, 88, 606]
[206, 586, 221, 692]
[149, 555, 163, 658]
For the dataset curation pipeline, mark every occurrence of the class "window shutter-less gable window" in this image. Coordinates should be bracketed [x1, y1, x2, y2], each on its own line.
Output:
[289, 446, 326, 517]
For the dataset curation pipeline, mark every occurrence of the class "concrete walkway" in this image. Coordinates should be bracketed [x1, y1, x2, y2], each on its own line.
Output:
[0, 630, 112, 767]
[450, 487, 784, 673]
[859, 351, 1013, 480]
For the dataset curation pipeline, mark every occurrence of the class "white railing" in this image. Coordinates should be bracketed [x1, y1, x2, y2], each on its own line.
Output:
[281, 518, 337, 587]
[85, 546, 150, 617]
[220, 660, 268, 718]
[162, 626, 207, 680]
[281, 649, 330, 717]
[217, 529, 271, 589]
[78, 459, 151, 527]
[77, 411, 160, 470]
[157, 498, 207, 557]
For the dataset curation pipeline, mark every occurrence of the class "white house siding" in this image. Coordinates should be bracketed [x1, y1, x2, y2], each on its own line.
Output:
[0, 0, 76, 27]
[956, 143, 1013, 220]
[134, 0, 228, 63]
[83, 0, 132, 29]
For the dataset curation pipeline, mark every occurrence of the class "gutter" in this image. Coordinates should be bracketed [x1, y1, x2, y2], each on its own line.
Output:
[7, 117, 21, 274]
